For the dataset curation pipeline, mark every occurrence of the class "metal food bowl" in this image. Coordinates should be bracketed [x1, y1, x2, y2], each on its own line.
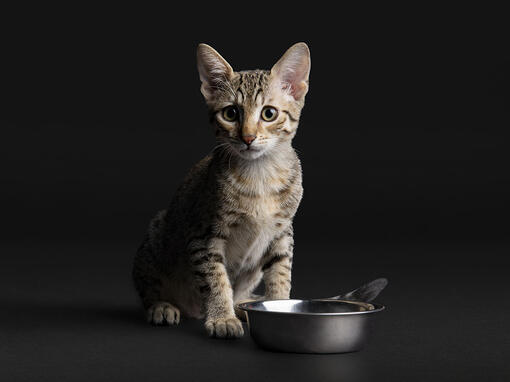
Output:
[237, 278, 388, 354]
[238, 299, 385, 354]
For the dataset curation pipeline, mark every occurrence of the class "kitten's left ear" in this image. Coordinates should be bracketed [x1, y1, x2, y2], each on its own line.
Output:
[197, 43, 234, 101]
[271, 42, 311, 100]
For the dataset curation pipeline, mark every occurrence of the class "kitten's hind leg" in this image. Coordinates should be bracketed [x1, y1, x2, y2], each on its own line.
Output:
[134, 270, 182, 325]
[133, 261, 181, 325]
[133, 214, 181, 326]
[147, 301, 181, 325]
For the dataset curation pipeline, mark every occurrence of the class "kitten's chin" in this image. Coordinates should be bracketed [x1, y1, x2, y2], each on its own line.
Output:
[236, 147, 266, 160]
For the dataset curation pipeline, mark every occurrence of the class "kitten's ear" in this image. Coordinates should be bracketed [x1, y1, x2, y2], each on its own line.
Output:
[270, 42, 311, 100]
[197, 43, 234, 101]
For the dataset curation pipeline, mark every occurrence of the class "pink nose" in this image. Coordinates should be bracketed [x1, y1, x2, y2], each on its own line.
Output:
[242, 135, 256, 145]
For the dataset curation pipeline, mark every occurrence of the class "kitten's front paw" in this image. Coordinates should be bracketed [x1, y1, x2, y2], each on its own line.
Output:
[147, 302, 180, 325]
[205, 316, 244, 339]
[264, 292, 290, 301]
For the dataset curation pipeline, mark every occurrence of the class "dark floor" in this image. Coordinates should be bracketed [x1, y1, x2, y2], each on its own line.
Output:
[1, 240, 508, 381]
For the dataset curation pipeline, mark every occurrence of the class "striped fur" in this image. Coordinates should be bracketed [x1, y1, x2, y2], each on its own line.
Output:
[133, 43, 310, 338]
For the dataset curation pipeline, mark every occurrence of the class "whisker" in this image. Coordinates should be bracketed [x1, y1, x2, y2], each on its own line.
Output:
[208, 142, 231, 157]
[227, 147, 234, 171]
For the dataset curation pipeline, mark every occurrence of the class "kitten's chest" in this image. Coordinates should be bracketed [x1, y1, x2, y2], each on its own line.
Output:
[224, 196, 283, 274]
[220, 160, 300, 274]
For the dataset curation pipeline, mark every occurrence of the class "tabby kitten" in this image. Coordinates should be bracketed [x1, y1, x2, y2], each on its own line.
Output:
[133, 42, 310, 338]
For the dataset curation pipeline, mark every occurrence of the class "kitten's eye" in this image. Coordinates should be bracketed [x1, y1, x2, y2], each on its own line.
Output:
[222, 106, 238, 122]
[261, 106, 278, 122]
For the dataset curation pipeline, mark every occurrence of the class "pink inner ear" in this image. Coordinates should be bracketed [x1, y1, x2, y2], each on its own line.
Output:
[278, 58, 309, 100]
[281, 75, 307, 100]
[290, 80, 306, 99]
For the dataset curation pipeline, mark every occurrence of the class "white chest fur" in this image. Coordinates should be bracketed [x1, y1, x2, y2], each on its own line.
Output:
[225, 201, 281, 277]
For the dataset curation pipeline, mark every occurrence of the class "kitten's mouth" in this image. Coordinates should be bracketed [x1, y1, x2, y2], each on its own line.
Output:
[241, 144, 261, 152]
[236, 145, 265, 160]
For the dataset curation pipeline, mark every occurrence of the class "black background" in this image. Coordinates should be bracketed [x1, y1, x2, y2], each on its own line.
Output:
[1, 6, 509, 381]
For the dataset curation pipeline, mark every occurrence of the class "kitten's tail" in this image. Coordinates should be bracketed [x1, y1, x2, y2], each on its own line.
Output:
[331, 278, 388, 302]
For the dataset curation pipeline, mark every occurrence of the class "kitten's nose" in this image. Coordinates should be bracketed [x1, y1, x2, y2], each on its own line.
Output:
[242, 135, 256, 145]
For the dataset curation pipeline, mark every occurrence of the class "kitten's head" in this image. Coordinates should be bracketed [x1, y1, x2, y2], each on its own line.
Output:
[197, 43, 310, 160]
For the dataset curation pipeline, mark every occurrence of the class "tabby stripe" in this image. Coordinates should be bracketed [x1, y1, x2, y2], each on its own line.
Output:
[215, 233, 229, 240]
[262, 254, 290, 271]
[194, 271, 207, 278]
[282, 110, 298, 122]
[223, 208, 241, 216]
[237, 89, 244, 103]
[210, 253, 224, 263]
[190, 247, 208, 256]
[191, 253, 211, 266]
[274, 172, 298, 196]
[191, 257, 208, 266]
[275, 184, 291, 196]
[215, 119, 232, 133]
[272, 229, 293, 242]
[191, 252, 225, 266]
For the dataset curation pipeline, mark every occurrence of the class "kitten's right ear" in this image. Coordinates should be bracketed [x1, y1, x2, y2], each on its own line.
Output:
[197, 44, 234, 101]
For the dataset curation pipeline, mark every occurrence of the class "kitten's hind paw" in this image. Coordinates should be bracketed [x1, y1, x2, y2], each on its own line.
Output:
[205, 316, 244, 339]
[147, 302, 180, 325]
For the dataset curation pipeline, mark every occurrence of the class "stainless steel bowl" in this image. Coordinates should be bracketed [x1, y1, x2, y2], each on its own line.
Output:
[238, 299, 385, 354]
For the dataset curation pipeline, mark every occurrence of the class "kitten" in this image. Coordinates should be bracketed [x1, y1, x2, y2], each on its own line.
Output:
[133, 43, 310, 338]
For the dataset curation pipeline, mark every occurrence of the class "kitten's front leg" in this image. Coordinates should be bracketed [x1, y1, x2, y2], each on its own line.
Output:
[191, 239, 243, 339]
[262, 228, 294, 300]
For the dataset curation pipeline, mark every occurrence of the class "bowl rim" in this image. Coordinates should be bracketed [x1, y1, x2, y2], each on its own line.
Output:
[237, 298, 386, 316]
